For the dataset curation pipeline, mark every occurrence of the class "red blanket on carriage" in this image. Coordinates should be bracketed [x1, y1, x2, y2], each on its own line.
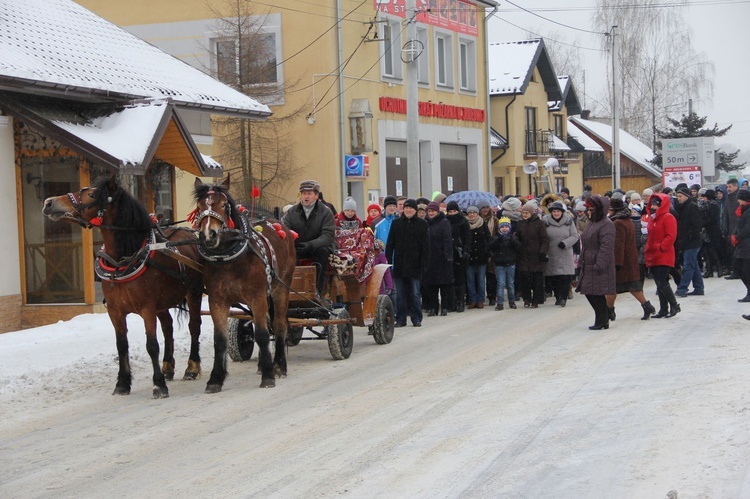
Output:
[329, 227, 375, 283]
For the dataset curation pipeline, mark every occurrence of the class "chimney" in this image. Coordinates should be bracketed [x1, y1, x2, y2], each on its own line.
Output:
[580, 109, 591, 120]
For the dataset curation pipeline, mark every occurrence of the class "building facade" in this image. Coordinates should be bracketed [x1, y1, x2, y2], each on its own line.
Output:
[78, 0, 496, 213]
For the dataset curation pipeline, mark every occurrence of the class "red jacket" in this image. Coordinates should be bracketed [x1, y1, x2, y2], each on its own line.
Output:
[644, 193, 677, 268]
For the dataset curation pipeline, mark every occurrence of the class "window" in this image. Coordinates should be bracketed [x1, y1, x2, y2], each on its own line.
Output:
[434, 30, 453, 88]
[458, 38, 476, 92]
[416, 26, 429, 85]
[212, 18, 283, 92]
[554, 114, 564, 137]
[381, 18, 403, 80]
[525, 107, 537, 154]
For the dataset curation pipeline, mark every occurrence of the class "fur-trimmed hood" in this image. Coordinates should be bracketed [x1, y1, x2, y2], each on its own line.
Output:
[540, 193, 562, 214]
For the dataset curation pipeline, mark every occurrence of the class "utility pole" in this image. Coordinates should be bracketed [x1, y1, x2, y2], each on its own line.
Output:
[405, 0, 420, 198]
[611, 25, 620, 190]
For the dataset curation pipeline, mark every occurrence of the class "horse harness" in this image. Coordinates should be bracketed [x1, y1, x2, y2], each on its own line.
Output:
[194, 192, 279, 295]
[95, 229, 194, 284]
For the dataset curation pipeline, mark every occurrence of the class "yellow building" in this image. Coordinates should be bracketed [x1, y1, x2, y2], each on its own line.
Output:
[487, 39, 583, 198]
[78, 0, 497, 212]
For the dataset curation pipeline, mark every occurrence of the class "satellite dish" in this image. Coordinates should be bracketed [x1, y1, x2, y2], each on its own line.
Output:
[543, 158, 559, 170]
[523, 161, 538, 174]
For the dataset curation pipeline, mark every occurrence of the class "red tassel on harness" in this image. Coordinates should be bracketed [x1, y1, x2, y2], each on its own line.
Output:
[90, 217, 102, 226]
[186, 209, 198, 224]
[227, 217, 235, 229]
[272, 222, 286, 239]
[290, 230, 299, 240]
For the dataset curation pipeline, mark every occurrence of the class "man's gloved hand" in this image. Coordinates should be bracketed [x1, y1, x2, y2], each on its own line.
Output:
[539, 253, 549, 262]
[558, 241, 566, 249]
[296, 241, 311, 254]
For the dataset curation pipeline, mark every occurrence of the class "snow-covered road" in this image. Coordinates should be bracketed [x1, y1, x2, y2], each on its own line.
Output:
[1, 277, 749, 498]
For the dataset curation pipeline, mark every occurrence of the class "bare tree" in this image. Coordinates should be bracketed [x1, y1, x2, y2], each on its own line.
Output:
[592, 0, 714, 151]
[204, 0, 307, 205]
[536, 29, 586, 100]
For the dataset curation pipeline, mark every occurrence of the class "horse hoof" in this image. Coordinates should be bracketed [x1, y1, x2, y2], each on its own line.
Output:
[152, 387, 169, 399]
[260, 379, 276, 388]
[205, 384, 223, 394]
[163, 373, 174, 382]
[112, 386, 130, 395]
[182, 371, 200, 381]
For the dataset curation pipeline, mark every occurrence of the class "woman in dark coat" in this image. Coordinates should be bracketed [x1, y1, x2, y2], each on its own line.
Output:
[423, 202, 454, 316]
[699, 189, 723, 277]
[605, 197, 656, 321]
[516, 203, 549, 308]
[446, 201, 471, 312]
[644, 193, 680, 318]
[733, 189, 750, 302]
[465, 205, 491, 309]
[577, 195, 616, 329]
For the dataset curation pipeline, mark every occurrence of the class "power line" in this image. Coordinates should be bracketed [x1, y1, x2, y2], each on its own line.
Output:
[502, 0, 608, 35]
[489, 12, 605, 52]
[497, 0, 750, 13]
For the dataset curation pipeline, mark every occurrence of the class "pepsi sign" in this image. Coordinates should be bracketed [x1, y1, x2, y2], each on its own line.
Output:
[344, 155, 369, 177]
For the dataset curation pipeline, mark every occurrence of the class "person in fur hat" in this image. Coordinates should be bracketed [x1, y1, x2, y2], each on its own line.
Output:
[540, 193, 562, 215]
[606, 197, 656, 320]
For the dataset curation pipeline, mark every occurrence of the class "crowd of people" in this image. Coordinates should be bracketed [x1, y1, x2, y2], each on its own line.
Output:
[282, 178, 750, 330]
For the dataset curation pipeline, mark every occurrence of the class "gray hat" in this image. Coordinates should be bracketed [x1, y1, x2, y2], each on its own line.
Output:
[575, 200, 586, 212]
[642, 188, 654, 197]
[630, 192, 642, 202]
[548, 200, 566, 212]
[466, 205, 479, 213]
[501, 197, 522, 211]
[299, 179, 320, 193]
[343, 197, 356, 211]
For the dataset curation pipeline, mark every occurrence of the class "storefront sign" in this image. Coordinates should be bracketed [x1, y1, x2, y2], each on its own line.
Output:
[374, 0, 478, 36]
[344, 155, 369, 178]
[379, 97, 485, 123]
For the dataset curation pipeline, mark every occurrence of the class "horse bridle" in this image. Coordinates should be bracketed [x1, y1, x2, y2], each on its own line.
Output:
[194, 189, 235, 231]
[65, 187, 110, 228]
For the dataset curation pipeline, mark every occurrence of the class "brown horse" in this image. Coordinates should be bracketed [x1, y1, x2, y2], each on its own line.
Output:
[42, 176, 204, 398]
[192, 177, 295, 390]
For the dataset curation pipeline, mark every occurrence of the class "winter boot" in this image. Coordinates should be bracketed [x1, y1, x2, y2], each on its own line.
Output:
[652, 295, 670, 318]
[608, 307, 616, 322]
[559, 298, 567, 307]
[666, 302, 681, 318]
[427, 309, 438, 317]
[455, 285, 466, 313]
[495, 303, 504, 311]
[640, 300, 656, 320]
[508, 301, 517, 309]
[440, 308, 448, 316]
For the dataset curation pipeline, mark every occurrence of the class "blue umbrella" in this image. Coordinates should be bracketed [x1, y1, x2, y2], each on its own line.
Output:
[444, 191, 500, 210]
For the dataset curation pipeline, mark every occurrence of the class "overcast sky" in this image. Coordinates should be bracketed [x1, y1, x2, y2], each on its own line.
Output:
[486, 0, 750, 158]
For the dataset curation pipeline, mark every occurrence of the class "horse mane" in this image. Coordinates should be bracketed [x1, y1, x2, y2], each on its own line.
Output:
[92, 176, 152, 258]
[192, 182, 242, 228]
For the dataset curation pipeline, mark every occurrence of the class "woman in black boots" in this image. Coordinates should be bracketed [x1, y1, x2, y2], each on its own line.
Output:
[645, 193, 681, 318]
[606, 197, 656, 321]
[577, 195, 616, 330]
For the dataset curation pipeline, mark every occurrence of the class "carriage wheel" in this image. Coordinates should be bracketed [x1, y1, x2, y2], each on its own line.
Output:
[286, 326, 304, 346]
[227, 318, 255, 362]
[326, 308, 353, 360]
[370, 294, 395, 345]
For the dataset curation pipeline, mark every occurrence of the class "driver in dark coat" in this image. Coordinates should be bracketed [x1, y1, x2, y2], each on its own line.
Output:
[282, 180, 336, 293]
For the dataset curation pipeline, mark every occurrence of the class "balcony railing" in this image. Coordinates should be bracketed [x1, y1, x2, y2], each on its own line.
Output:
[525, 130, 574, 158]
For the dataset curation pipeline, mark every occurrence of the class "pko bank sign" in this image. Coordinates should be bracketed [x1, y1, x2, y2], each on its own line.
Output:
[661, 137, 715, 176]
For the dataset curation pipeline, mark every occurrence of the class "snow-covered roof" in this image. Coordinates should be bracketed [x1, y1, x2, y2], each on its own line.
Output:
[490, 127, 508, 149]
[0, 0, 270, 119]
[0, 94, 220, 176]
[567, 120, 605, 152]
[549, 134, 571, 152]
[487, 39, 561, 100]
[569, 117, 661, 177]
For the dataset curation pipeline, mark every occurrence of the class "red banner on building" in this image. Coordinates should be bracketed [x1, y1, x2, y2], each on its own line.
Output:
[379, 96, 485, 122]
[374, 0, 479, 37]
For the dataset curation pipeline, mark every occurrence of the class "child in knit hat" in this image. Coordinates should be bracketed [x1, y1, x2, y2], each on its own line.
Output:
[487, 217, 522, 310]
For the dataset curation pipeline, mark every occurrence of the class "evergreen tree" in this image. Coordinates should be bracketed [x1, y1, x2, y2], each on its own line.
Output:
[650, 112, 745, 173]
